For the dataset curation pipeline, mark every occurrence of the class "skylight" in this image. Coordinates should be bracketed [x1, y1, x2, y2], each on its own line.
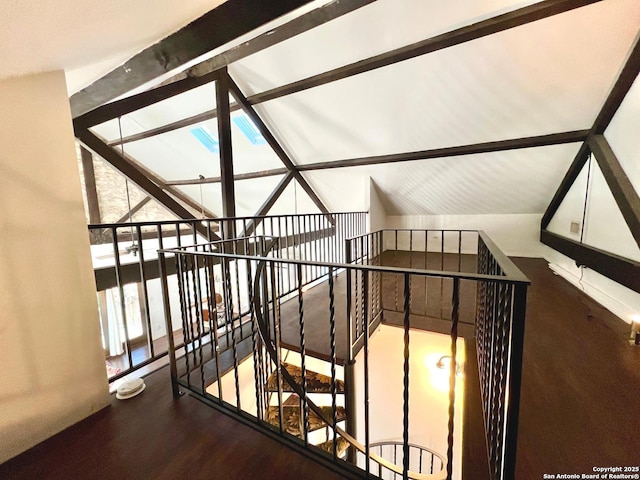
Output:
[233, 115, 266, 145]
[190, 126, 219, 153]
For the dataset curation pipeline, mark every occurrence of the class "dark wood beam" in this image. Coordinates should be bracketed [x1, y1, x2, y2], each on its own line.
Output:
[296, 130, 588, 171]
[591, 32, 640, 134]
[74, 72, 217, 130]
[242, 172, 295, 237]
[69, 0, 314, 118]
[105, 0, 597, 147]
[216, 68, 236, 223]
[540, 230, 640, 293]
[161, 0, 376, 85]
[588, 135, 640, 249]
[541, 143, 590, 229]
[113, 196, 152, 224]
[226, 73, 332, 220]
[165, 168, 289, 186]
[246, 0, 603, 106]
[105, 145, 218, 220]
[76, 128, 217, 240]
[80, 146, 102, 223]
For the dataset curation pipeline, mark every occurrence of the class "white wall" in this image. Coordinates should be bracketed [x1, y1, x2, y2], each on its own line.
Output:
[386, 214, 545, 257]
[365, 178, 387, 233]
[0, 71, 110, 463]
[353, 325, 464, 479]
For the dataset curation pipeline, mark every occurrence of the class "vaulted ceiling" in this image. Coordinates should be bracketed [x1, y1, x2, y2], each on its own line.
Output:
[13, 0, 640, 219]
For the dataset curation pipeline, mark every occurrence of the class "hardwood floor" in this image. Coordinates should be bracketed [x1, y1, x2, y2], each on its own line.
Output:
[512, 258, 640, 477]
[0, 364, 348, 480]
[1, 257, 638, 479]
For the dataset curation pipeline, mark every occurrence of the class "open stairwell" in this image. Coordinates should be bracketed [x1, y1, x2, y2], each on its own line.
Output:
[264, 362, 350, 457]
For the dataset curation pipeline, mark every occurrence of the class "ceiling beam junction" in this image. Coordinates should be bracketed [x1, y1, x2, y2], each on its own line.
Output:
[75, 128, 219, 240]
[588, 134, 640, 249]
[226, 72, 333, 223]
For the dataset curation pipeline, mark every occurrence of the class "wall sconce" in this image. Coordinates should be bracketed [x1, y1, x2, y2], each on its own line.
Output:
[435, 355, 463, 376]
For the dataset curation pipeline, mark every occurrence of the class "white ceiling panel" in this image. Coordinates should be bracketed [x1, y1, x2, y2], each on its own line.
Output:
[124, 122, 222, 181]
[229, 0, 541, 95]
[268, 179, 322, 216]
[176, 182, 222, 216]
[233, 175, 287, 218]
[605, 74, 640, 197]
[303, 143, 580, 215]
[237, 0, 640, 165]
[91, 82, 217, 142]
[176, 175, 288, 218]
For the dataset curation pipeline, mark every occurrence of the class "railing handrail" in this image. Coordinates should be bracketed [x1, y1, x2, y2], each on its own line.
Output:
[477, 230, 530, 283]
[249, 240, 446, 480]
[88, 212, 367, 230]
[369, 441, 446, 476]
[344, 228, 530, 285]
[160, 244, 528, 285]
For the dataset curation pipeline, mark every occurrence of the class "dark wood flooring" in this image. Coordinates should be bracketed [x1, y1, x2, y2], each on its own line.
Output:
[512, 257, 640, 478]
[0, 363, 347, 480]
[2, 257, 639, 479]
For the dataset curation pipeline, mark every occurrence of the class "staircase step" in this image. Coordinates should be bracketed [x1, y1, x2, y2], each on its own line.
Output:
[265, 405, 346, 437]
[266, 363, 345, 394]
[315, 436, 350, 457]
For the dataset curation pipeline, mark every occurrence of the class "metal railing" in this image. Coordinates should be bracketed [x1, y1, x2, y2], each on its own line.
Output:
[367, 442, 446, 479]
[346, 229, 529, 479]
[158, 225, 529, 480]
[88, 212, 366, 382]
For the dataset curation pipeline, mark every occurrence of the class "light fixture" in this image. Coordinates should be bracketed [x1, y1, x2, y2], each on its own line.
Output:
[435, 355, 463, 376]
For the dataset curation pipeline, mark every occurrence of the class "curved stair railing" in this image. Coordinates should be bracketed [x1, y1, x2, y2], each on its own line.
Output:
[251, 238, 447, 480]
[369, 442, 446, 479]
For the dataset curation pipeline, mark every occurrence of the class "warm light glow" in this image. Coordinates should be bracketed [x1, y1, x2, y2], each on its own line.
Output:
[631, 314, 640, 325]
[425, 353, 464, 392]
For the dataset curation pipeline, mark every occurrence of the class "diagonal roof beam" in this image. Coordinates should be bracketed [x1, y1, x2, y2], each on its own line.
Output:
[74, 71, 218, 130]
[541, 31, 640, 228]
[588, 135, 640, 249]
[591, 30, 640, 134]
[76, 128, 220, 240]
[160, 0, 377, 86]
[242, 171, 295, 237]
[69, 0, 314, 118]
[540, 143, 590, 229]
[247, 0, 603, 105]
[226, 72, 333, 223]
[113, 196, 152, 224]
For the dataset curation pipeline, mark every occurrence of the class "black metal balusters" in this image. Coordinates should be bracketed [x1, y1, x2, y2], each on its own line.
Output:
[296, 263, 309, 445]
[446, 278, 460, 480]
[402, 273, 411, 480]
[328, 267, 338, 460]
[363, 271, 370, 477]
